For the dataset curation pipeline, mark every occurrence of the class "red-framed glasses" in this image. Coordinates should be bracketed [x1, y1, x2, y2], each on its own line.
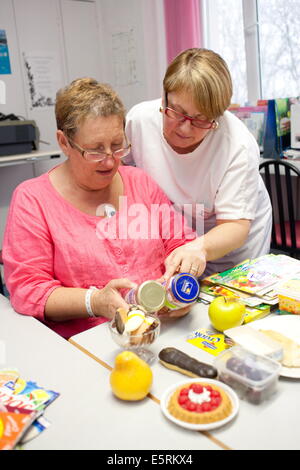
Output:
[160, 106, 218, 130]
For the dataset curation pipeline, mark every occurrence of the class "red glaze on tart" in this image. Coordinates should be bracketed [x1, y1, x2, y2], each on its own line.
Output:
[168, 382, 232, 424]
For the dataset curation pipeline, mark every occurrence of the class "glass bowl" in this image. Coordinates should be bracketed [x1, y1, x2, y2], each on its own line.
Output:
[108, 313, 161, 364]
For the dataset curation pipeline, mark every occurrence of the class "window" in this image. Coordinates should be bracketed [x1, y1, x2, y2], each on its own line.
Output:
[203, 0, 248, 105]
[258, 0, 300, 99]
[202, 0, 300, 105]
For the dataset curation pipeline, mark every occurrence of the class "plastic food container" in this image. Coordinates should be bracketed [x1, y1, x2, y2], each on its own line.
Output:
[224, 325, 283, 361]
[214, 346, 281, 404]
[276, 278, 300, 314]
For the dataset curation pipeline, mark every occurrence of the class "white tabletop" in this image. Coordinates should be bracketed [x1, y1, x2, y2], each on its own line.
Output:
[0, 295, 219, 450]
[70, 303, 300, 450]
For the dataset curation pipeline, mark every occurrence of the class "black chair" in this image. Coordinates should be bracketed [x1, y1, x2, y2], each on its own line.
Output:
[259, 159, 300, 258]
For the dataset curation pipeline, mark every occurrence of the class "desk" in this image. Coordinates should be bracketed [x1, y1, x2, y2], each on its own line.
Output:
[0, 295, 219, 450]
[70, 303, 300, 450]
[0, 150, 61, 168]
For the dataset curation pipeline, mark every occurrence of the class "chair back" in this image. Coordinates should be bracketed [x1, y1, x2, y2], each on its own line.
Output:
[259, 159, 300, 257]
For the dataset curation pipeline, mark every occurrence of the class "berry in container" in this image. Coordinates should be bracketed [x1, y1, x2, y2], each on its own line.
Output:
[214, 346, 281, 404]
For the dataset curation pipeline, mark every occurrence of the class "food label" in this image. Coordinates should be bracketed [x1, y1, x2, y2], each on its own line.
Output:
[186, 328, 234, 356]
[171, 273, 200, 302]
[164, 298, 182, 310]
[124, 288, 137, 305]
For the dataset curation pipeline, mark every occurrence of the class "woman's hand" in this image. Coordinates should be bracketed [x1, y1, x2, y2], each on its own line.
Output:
[163, 239, 207, 280]
[163, 220, 251, 281]
[91, 278, 137, 320]
[157, 305, 191, 319]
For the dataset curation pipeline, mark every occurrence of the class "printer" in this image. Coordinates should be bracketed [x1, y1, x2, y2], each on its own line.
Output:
[0, 120, 39, 156]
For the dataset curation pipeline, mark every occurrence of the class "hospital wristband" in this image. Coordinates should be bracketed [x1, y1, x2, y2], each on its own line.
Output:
[85, 287, 98, 318]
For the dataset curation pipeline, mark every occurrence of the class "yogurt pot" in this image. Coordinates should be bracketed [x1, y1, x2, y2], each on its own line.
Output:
[163, 273, 200, 311]
[125, 280, 166, 313]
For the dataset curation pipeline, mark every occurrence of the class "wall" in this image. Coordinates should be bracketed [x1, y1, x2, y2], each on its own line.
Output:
[0, 0, 167, 244]
[95, 0, 166, 110]
[0, 0, 38, 244]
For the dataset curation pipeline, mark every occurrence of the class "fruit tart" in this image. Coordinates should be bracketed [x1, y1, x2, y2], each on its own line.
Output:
[167, 382, 232, 424]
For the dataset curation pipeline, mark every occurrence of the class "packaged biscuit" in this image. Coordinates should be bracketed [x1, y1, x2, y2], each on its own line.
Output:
[187, 328, 234, 357]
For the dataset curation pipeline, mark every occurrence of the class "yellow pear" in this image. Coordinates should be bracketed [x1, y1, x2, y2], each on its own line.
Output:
[0, 417, 3, 440]
[110, 351, 153, 401]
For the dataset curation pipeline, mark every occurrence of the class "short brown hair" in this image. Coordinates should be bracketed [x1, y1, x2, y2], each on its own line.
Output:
[55, 78, 126, 138]
[163, 48, 232, 120]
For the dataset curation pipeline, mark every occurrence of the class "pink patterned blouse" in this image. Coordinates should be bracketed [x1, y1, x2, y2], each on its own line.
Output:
[3, 165, 196, 338]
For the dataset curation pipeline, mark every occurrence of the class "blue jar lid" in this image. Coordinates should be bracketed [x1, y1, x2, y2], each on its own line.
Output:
[171, 273, 200, 303]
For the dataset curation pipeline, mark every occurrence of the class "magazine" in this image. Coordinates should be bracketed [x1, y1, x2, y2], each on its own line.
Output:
[205, 254, 300, 296]
[200, 280, 266, 306]
[0, 371, 59, 449]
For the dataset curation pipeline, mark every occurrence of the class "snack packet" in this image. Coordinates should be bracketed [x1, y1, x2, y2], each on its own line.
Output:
[0, 374, 59, 448]
[0, 378, 59, 412]
[0, 410, 37, 450]
[186, 328, 234, 356]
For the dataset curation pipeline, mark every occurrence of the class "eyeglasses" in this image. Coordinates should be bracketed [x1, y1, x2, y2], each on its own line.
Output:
[67, 135, 131, 162]
[160, 106, 218, 130]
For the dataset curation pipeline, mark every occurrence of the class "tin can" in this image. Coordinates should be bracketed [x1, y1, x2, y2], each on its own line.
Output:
[163, 273, 200, 310]
[125, 280, 166, 313]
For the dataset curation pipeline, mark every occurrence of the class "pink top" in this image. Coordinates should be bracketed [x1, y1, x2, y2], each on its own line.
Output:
[3, 165, 196, 338]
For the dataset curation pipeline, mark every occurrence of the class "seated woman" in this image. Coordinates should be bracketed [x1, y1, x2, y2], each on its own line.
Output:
[3, 78, 199, 339]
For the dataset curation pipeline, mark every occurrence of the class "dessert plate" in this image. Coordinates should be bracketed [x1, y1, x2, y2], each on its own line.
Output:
[160, 378, 239, 431]
[250, 315, 300, 378]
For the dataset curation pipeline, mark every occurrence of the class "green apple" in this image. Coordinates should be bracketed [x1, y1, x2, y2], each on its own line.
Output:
[208, 296, 245, 332]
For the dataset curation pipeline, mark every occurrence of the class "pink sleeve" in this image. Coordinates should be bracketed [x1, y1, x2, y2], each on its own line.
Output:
[3, 186, 61, 320]
[144, 173, 197, 256]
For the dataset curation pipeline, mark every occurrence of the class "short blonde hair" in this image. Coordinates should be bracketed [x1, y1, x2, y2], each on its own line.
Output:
[55, 78, 126, 137]
[163, 48, 232, 120]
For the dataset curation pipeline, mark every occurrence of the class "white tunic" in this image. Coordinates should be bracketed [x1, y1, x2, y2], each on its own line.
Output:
[125, 99, 272, 276]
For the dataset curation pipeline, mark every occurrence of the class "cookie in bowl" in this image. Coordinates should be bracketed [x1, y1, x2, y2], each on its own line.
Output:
[110, 305, 160, 348]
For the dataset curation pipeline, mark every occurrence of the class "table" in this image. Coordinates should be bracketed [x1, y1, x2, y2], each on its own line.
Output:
[0, 295, 219, 450]
[69, 303, 300, 450]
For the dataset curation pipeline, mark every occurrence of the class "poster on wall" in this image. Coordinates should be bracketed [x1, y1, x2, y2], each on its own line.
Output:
[0, 30, 12, 75]
[23, 52, 59, 109]
[111, 29, 139, 87]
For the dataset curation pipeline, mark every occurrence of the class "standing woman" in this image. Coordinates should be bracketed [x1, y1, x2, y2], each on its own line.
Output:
[126, 48, 272, 277]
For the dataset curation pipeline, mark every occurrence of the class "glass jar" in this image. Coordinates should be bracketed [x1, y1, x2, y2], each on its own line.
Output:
[124, 280, 166, 313]
[162, 273, 200, 311]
